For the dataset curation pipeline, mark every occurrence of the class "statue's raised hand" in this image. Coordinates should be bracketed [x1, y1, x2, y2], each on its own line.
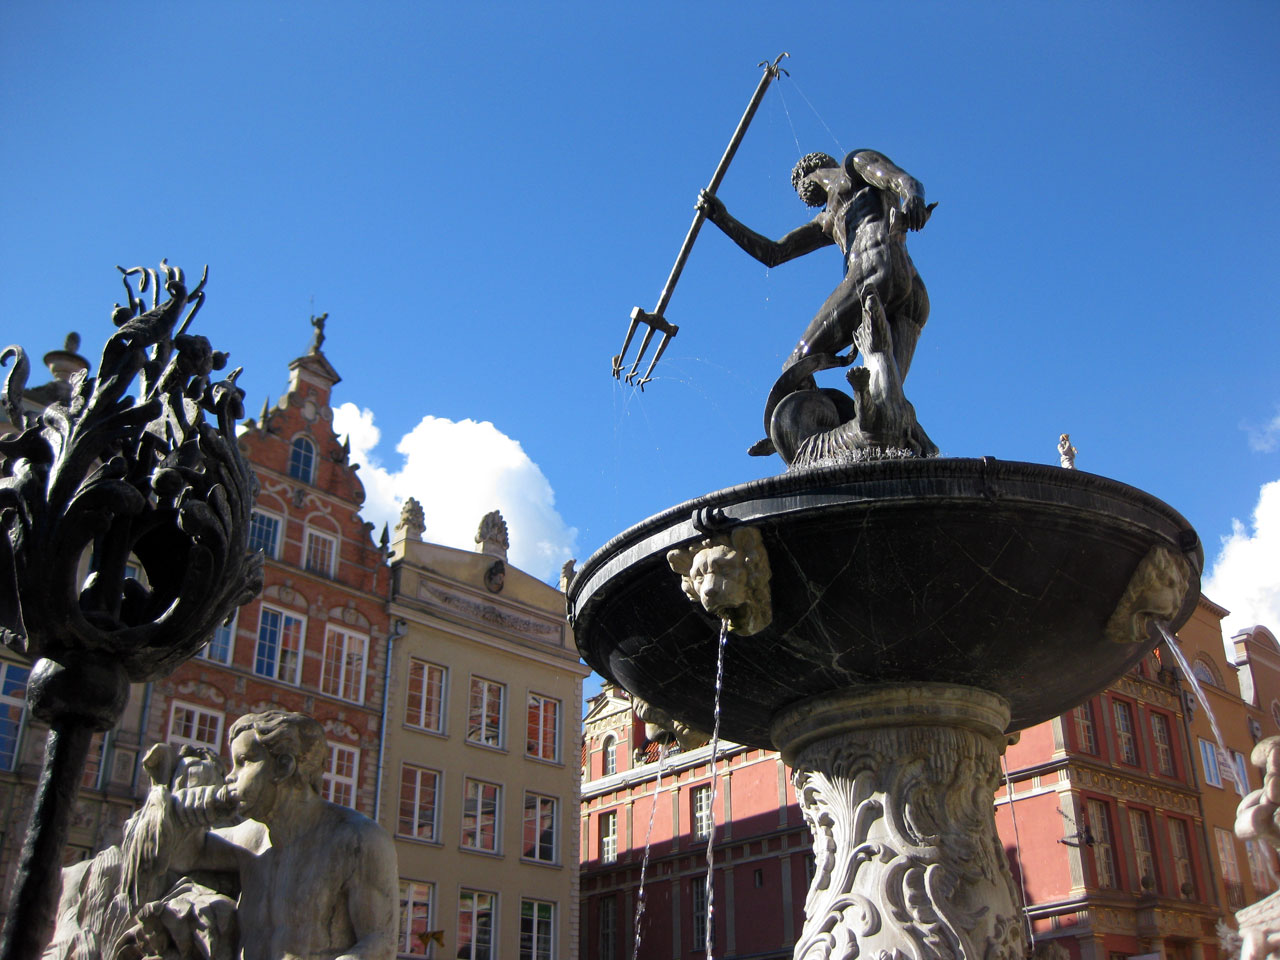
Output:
[697, 189, 726, 225]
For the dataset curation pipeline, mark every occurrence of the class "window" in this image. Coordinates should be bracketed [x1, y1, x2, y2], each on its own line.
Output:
[462, 778, 501, 853]
[255, 605, 305, 684]
[1129, 810, 1158, 889]
[323, 742, 358, 808]
[168, 701, 224, 751]
[1086, 799, 1117, 888]
[526, 693, 560, 762]
[1272, 700, 1280, 731]
[304, 528, 336, 577]
[692, 784, 714, 840]
[602, 735, 617, 776]
[600, 810, 618, 863]
[399, 880, 435, 958]
[202, 611, 236, 664]
[1200, 737, 1223, 787]
[1073, 702, 1097, 754]
[1169, 818, 1196, 898]
[406, 659, 446, 733]
[81, 732, 106, 789]
[1218, 826, 1244, 908]
[321, 626, 367, 703]
[1233, 750, 1251, 793]
[1150, 713, 1175, 776]
[1247, 839, 1275, 894]
[1112, 700, 1138, 765]
[523, 792, 558, 863]
[457, 889, 495, 960]
[289, 436, 316, 483]
[248, 509, 282, 558]
[467, 678, 504, 748]
[0, 663, 29, 771]
[692, 878, 709, 949]
[598, 896, 617, 960]
[1193, 658, 1220, 687]
[399, 764, 440, 842]
[520, 899, 554, 960]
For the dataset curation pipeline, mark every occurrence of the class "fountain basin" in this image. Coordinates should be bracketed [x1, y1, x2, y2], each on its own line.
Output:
[569, 457, 1202, 749]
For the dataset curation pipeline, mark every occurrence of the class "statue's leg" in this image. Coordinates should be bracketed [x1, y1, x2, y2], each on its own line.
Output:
[783, 276, 863, 372]
[890, 269, 929, 382]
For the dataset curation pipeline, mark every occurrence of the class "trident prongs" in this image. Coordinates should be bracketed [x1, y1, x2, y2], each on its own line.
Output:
[620, 308, 678, 388]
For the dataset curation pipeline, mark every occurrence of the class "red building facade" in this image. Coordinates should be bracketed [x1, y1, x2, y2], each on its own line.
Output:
[146, 325, 392, 817]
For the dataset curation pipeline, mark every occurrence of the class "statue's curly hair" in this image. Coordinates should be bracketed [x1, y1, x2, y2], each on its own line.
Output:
[791, 152, 839, 207]
[229, 710, 327, 793]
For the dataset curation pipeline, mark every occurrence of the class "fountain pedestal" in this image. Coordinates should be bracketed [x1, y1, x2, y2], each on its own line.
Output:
[774, 684, 1023, 960]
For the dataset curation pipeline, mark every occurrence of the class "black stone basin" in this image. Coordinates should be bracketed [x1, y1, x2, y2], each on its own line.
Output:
[569, 458, 1202, 749]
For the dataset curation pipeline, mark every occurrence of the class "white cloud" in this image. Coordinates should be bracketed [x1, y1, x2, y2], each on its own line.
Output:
[1204, 479, 1280, 639]
[1245, 411, 1280, 453]
[332, 403, 578, 583]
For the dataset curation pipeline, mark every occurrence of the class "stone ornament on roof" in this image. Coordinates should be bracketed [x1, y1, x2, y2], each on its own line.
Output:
[309, 312, 327, 354]
[396, 497, 425, 541]
[475, 510, 509, 559]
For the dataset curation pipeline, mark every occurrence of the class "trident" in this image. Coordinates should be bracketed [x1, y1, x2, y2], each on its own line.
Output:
[612, 52, 789, 389]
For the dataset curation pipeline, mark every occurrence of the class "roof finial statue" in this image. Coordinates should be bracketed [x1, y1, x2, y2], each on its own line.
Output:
[475, 510, 509, 559]
[559, 559, 577, 594]
[396, 497, 425, 542]
[308, 312, 327, 354]
[1058, 433, 1077, 470]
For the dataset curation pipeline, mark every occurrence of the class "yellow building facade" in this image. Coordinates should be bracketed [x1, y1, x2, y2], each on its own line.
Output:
[382, 506, 589, 960]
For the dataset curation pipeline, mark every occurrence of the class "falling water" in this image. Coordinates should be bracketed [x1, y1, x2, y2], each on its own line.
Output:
[702, 619, 731, 960]
[1000, 756, 1036, 952]
[631, 742, 671, 960]
[1156, 621, 1226, 750]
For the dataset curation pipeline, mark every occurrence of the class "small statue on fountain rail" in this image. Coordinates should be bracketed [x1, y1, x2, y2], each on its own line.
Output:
[698, 148, 938, 466]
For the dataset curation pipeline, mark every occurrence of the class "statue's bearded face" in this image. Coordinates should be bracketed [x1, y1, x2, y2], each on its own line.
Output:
[226, 730, 279, 818]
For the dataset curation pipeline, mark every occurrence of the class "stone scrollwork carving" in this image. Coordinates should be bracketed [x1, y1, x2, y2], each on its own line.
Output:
[1104, 544, 1192, 644]
[776, 686, 1025, 960]
[666, 525, 771, 635]
[631, 696, 710, 751]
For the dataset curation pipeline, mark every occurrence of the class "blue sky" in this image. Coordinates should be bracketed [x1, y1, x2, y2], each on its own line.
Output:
[3, 4, 1279, 663]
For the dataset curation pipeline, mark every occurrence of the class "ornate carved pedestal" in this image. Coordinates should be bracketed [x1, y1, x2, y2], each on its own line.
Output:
[772, 684, 1026, 960]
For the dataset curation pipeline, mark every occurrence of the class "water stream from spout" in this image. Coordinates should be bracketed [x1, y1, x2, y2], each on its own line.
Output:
[701, 619, 731, 960]
[1156, 621, 1226, 750]
[631, 742, 671, 960]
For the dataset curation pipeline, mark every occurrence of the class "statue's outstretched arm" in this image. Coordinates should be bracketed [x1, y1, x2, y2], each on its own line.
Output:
[698, 190, 833, 268]
[847, 151, 930, 231]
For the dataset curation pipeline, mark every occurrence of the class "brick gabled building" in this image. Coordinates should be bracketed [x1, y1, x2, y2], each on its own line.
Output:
[147, 318, 392, 817]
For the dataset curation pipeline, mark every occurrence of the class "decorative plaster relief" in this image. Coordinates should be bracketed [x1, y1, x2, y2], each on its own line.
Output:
[417, 580, 562, 643]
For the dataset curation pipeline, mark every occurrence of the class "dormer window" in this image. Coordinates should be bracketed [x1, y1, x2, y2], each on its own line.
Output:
[289, 436, 316, 483]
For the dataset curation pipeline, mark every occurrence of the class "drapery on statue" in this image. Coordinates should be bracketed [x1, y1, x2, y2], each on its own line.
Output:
[47, 711, 398, 960]
[698, 149, 938, 465]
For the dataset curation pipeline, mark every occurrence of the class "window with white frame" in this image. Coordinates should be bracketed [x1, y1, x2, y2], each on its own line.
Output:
[399, 763, 440, 842]
[692, 784, 714, 840]
[519, 899, 554, 960]
[255, 605, 305, 684]
[598, 896, 617, 960]
[406, 659, 446, 733]
[323, 742, 358, 808]
[1086, 798, 1117, 888]
[462, 778, 501, 853]
[1218, 826, 1242, 882]
[1200, 737, 1223, 787]
[1150, 712, 1175, 776]
[304, 528, 336, 578]
[522, 792, 557, 863]
[457, 889, 495, 960]
[168, 701, 224, 752]
[1073, 702, 1097, 754]
[602, 735, 617, 776]
[600, 810, 618, 863]
[692, 878, 709, 949]
[321, 625, 367, 703]
[1129, 809, 1158, 889]
[398, 880, 435, 959]
[0, 662, 29, 772]
[1169, 817, 1196, 898]
[467, 677, 504, 748]
[526, 693, 560, 762]
[202, 610, 236, 664]
[289, 436, 316, 484]
[247, 509, 283, 558]
[1112, 700, 1138, 765]
[1233, 750, 1251, 793]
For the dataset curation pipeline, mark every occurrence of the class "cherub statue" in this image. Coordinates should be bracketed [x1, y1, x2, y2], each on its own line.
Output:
[1058, 433, 1077, 469]
[1232, 737, 1280, 960]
